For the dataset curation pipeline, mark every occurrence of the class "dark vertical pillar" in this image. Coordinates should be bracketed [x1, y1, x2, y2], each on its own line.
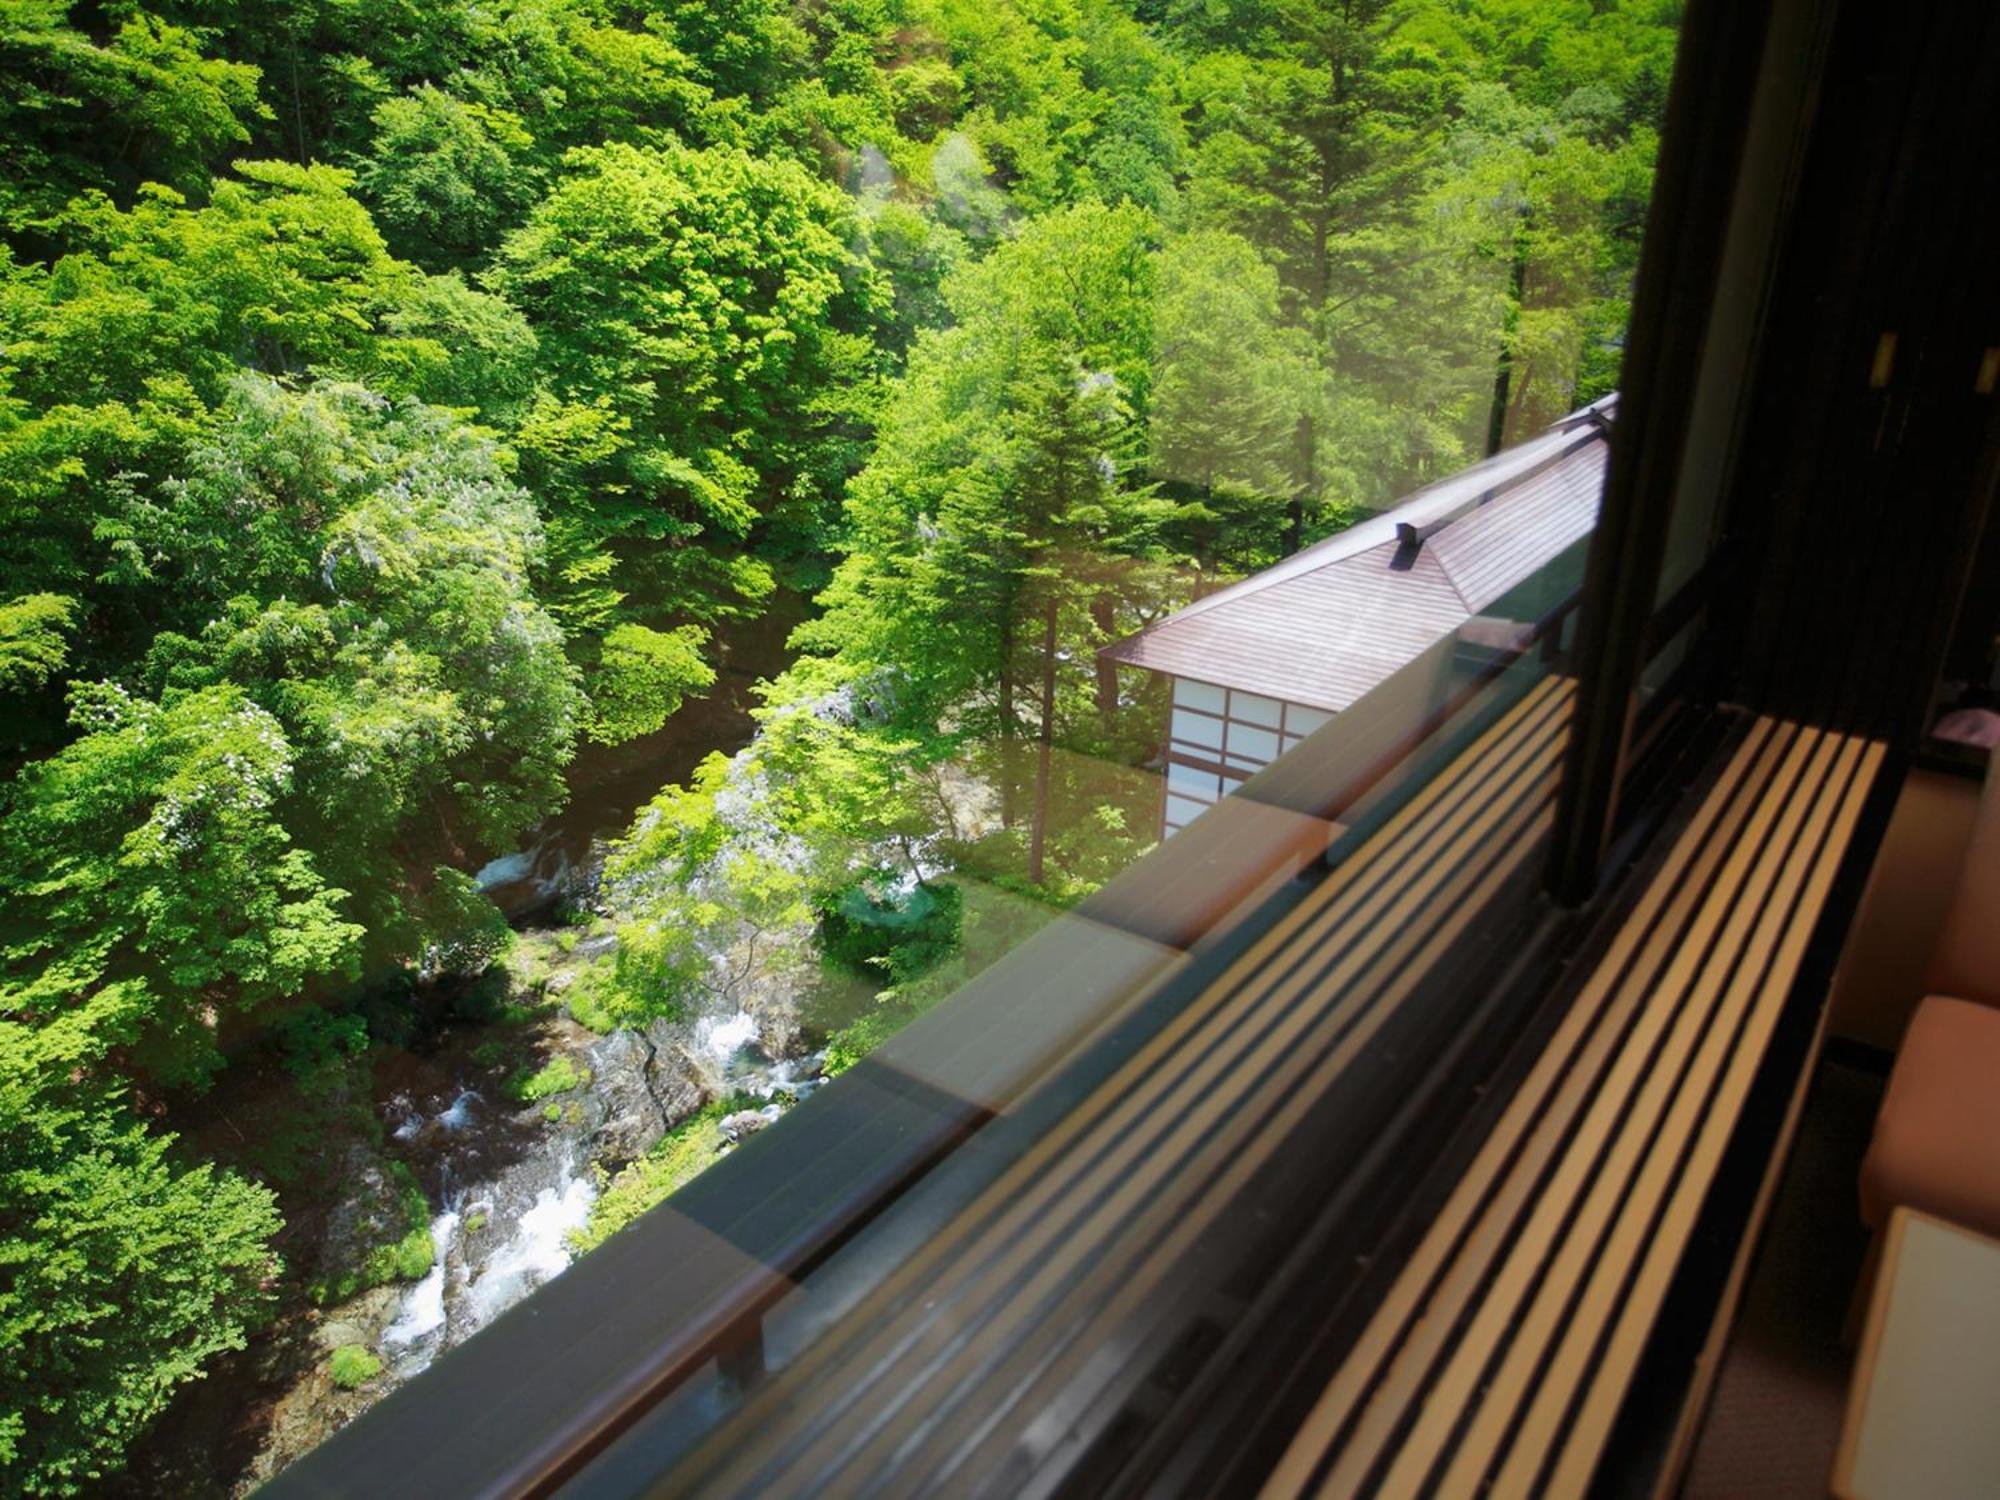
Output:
[1546, 0, 1791, 903]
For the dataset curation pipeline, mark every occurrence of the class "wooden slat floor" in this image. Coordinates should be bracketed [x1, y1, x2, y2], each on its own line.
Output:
[655, 675, 1579, 1498]
[1262, 715, 1885, 1500]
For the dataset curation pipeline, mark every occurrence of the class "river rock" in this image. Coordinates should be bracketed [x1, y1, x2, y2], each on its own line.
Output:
[646, 1039, 710, 1122]
[237, 1282, 405, 1493]
[316, 1320, 366, 1352]
[717, 1110, 767, 1142]
[575, 1025, 711, 1165]
[574, 931, 618, 961]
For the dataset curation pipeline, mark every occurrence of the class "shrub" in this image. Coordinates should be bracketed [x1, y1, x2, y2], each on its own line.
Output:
[0, 1063, 280, 1497]
[818, 875, 961, 985]
[328, 1345, 383, 1390]
[449, 964, 517, 1024]
[824, 996, 922, 1076]
[562, 963, 634, 1035]
[273, 1008, 369, 1077]
[506, 1055, 584, 1104]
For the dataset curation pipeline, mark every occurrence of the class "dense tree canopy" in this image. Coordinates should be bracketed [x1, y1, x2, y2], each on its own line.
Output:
[0, 1047, 280, 1497]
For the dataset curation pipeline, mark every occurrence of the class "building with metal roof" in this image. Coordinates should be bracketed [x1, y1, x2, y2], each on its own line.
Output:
[1106, 396, 1615, 835]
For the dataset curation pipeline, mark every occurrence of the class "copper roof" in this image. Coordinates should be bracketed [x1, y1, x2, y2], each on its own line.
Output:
[1104, 397, 1613, 713]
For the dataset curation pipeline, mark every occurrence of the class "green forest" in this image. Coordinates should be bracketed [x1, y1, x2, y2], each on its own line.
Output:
[0, 0, 1676, 1491]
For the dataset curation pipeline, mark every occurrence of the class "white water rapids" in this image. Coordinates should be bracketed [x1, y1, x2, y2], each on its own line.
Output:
[377, 1008, 820, 1380]
[377, 1096, 598, 1377]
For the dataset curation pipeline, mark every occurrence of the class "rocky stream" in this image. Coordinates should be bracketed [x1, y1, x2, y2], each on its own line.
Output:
[115, 597, 825, 1496]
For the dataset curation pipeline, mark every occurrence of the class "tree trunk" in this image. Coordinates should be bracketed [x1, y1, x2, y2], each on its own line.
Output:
[1486, 229, 1531, 456]
[1028, 593, 1060, 887]
[1287, 412, 1316, 553]
[998, 608, 1017, 828]
[1091, 594, 1119, 733]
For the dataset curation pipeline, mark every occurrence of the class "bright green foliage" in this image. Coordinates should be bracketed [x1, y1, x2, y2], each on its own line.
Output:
[1149, 230, 1318, 566]
[571, 1096, 747, 1254]
[310, 1158, 434, 1304]
[508, 1054, 585, 1103]
[802, 202, 1163, 728]
[137, 378, 581, 968]
[586, 623, 716, 745]
[493, 141, 882, 618]
[1, 375, 579, 1084]
[327, 1344, 383, 1390]
[176, 0, 710, 170]
[601, 755, 815, 1027]
[0, 683, 362, 1084]
[561, 962, 627, 1034]
[820, 876, 963, 985]
[0, 0, 1683, 1485]
[798, 202, 1179, 884]
[0, 1, 265, 227]
[603, 666, 942, 1022]
[916, 0, 1185, 216]
[1165, 0, 1676, 502]
[854, 197, 967, 362]
[358, 86, 541, 267]
[0, 591, 74, 695]
[19, 164, 417, 409]
[0, 161, 451, 709]
[0, 1036, 280, 1497]
[381, 271, 542, 424]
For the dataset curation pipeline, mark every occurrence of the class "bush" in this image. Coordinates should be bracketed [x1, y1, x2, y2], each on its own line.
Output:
[506, 1055, 584, 1105]
[450, 964, 519, 1024]
[273, 1008, 370, 1077]
[328, 1345, 383, 1390]
[824, 996, 922, 1075]
[562, 963, 637, 1035]
[818, 875, 961, 984]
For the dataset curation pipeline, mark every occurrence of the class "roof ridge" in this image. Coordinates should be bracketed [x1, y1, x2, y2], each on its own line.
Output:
[1108, 396, 1616, 654]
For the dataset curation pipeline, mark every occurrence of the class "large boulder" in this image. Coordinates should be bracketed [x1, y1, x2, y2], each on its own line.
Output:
[580, 1026, 709, 1166]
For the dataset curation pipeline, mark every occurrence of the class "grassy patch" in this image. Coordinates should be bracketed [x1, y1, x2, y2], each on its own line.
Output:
[562, 962, 630, 1034]
[309, 1159, 435, 1304]
[328, 1345, 383, 1389]
[500, 932, 555, 991]
[570, 1098, 750, 1254]
[507, 1054, 585, 1104]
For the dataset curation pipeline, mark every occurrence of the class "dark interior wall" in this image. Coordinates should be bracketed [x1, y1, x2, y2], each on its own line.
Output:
[1709, 0, 2000, 745]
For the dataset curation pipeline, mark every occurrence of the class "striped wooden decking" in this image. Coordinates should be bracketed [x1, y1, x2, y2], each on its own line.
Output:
[657, 676, 1579, 1498]
[1263, 716, 1885, 1500]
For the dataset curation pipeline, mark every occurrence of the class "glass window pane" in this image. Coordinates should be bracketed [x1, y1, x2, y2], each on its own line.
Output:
[1229, 692, 1284, 729]
[1226, 724, 1281, 764]
[0, 1, 1682, 1490]
[1174, 678, 1227, 714]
